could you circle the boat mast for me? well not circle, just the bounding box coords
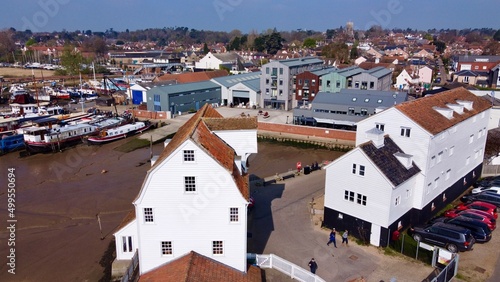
[79,72,84,113]
[32,68,40,109]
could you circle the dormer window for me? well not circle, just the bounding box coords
[433,106,454,119]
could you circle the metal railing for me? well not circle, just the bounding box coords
[121,250,139,282]
[256,254,326,282]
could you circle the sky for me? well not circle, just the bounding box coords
[1,0,498,34]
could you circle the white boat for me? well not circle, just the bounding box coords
[23,123,99,153]
[87,121,151,145]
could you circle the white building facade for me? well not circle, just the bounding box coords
[324,88,491,246]
[113,105,257,275]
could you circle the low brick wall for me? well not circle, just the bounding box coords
[132,109,168,120]
[258,122,356,142]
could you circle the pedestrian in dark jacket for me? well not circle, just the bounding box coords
[327,228,337,247]
[308,258,318,274]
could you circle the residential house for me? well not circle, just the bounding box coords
[453,70,490,87]
[384,46,409,59]
[260,57,324,110]
[113,104,258,276]
[354,56,368,65]
[211,72,262,107]
[457,55,500,72]
[323,88,491,247]
[195,51,245,70]
[320,66,363,93]
[293,89,408,127]
[394,68,419,90]
[416,65,433,85]
[348,66,393,91]
[413,49,434,60]
[294,67,337,106]
[489,64,500,89]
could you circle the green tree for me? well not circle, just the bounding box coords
[494,30,500,41]
[25,38,37,46]
[58,45,86,76]
[228,36,241,51]
[203,43,209,54]
[303,38,316,49]
[432,40,447,53]
[322,42,349,64]
[423,33,433,41]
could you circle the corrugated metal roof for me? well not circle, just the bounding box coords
[364,66,392,78]
[240,78,261,92]
[278,57,324,67]
[211,72,261,88]
[312,89,408,108]
[148,80,219,95]
[337,66,363,77]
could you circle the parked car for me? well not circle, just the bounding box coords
[444,209,496,231]
[455,201,498,219]
[461,192,500,207]
[473,176,500,189]
[472,186,500,195]
[408,222,475,253]
[432,216,492,243]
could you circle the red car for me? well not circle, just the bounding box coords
[455,201,498,219]
[444,209,496,231]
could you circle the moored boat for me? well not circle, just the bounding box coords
[0,130,25,154]
[23,123,99,153]
[87,121,152,145]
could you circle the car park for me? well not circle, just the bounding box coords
[472,186,500,195]
[461,193,500,207]
[444,209,496,230]
[455,201,498,219]
[408,222,475,253]
[432,216,492,243]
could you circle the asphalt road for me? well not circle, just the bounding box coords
[248,169,435,281]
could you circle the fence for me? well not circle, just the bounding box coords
[482,163,500,176]
[255,254,326,282]
[430,253,459,282]
[121,250,139,282]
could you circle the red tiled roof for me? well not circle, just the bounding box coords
[142,104,255,201]
[115,210,136,231]
[156,70,228,83]
[395,87,491,135]
[139,251,262,282]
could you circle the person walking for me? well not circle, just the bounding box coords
[308,258,318,274]
[327,228,337,247]
[342,230,349,245]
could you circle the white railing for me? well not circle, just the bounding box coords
[121,250,139,282]
[255,254,326,282]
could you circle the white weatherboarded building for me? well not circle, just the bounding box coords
[323,87,492,246]
[113,104,258,276]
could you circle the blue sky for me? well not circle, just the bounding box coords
[1,0,498,33]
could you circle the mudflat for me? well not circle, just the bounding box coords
[0,139,339,281]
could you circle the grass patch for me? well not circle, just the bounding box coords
[114,138,151,152]
[383,246,398,256]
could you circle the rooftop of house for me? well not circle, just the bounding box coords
[395,87,491,135]
[275,57,324,67]
[360,136,421,187]
[313,89,407,108]
[141,104,257,201]
[139,251,262,282]
[211,72,261,88]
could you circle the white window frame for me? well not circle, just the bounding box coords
[183,150,195,162]
[400,127,411,137]
[395,196,401,206]
[229,207,239,223]
[144,208,154,223]
[161,241,173,256]
[184,176,196,192]
[376,123,385,131]
[122,236,133,253]
[359,165,365,176]
[357,193,367,206]
[212,241,224,255]
[449,146,455,156]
